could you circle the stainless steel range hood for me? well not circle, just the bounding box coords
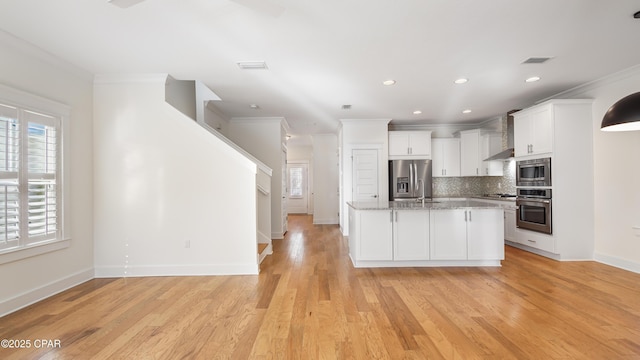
[483,110,517,161]
[484,147,514,161]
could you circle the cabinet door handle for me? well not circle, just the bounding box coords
[469,211,472,222]
[464,210,467,222]
[390,211,393,222]
[395,211,398,222]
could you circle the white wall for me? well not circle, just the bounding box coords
[562,66,640,272]
[228,117,287,239]
[203,101,231,136]
[339,119,391,235]
[0,31,94,315]
[93,75,259,276]
[312,134,339,224]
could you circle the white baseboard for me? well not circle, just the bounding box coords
[94,263,259,278]
[594,252,640,274]
[0,268,94,317]
[312,217,338,225]
[271,231,284,240]
[258,243,273,265]
[257,231,270,244]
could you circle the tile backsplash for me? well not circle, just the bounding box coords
[432,160,516,197]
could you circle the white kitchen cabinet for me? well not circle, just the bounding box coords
[509,99,595,260]
[432,138,460,177]
[481,132,504,176]
[431,208,504,261]
[393,210,430,260]
[513,104,553,157]
[357,210,393,260]
[430,209,468,260]
[514,228,555,253]
[460,130,503,177]
[467,209,504,260]
[389,131,432,159]
[460,130,481,176]
[504,209,516,242]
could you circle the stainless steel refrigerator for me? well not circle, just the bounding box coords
[389,159,433,201]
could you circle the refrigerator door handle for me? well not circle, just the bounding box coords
[414,163,418,192]
[409,163,413,196]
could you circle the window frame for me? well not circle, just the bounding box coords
[0,84,70,265]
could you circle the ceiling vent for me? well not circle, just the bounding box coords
[341,104,352,110]
[237,61,268,70]
[522,57,553,64]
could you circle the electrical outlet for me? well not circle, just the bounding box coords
[633,226,640,237]
[185,240,191,248]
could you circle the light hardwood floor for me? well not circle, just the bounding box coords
[2,214,640,359]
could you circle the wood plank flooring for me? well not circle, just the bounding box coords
[2,214,640,359]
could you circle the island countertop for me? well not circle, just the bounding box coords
[347,199,511,211]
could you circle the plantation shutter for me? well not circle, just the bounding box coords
[0,104,20,249]
[24,110,59,243]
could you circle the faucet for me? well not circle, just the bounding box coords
[418,179,425,205]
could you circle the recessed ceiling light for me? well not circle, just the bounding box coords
[249,104,260,109]
[413,110,422,115]
[525,76,541,83]
[237,61,268,70]
[462,109,472,114]
[382,80,396,86]
[107,0,146,8]
[454,78,468,84]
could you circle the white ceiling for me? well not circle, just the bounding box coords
[1,0,639,135]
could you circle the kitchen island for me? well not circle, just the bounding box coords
[347,199,505,268]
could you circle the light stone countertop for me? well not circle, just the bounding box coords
[347,199,511,211]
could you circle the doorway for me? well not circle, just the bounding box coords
[287,162,309,214]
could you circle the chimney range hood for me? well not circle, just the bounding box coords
[483,110,518,161]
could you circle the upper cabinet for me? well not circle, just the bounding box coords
[432,138,460,177]
[513,104,553,157]
[389,131,432,159]
[460,129,503,177]
[481,132,504,176]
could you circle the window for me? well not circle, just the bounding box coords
[289,167,303,198]
[0,85,66,257]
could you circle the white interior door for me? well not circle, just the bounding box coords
[352,149,379,202]
[287,162,308,214]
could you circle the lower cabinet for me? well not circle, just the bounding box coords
[348,206,504,266]
[394,210,430,260]
[430,209,467,260]
[430,209,504,260]
[467,209,504,260]
[504,208,516,242]
[356,209,430,261]
[357,210,393,260]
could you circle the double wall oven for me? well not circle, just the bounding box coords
[516,157,552,235]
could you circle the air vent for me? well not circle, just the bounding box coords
[522,57,553,64]
[237,61,268,70]
[341,104,352,110]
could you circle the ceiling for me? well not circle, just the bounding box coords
[1,0,639,136]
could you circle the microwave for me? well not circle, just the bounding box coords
[516,157,551,187]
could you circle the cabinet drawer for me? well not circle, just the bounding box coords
[515,228,555,253]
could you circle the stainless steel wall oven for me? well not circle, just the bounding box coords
[516,188,552,234]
